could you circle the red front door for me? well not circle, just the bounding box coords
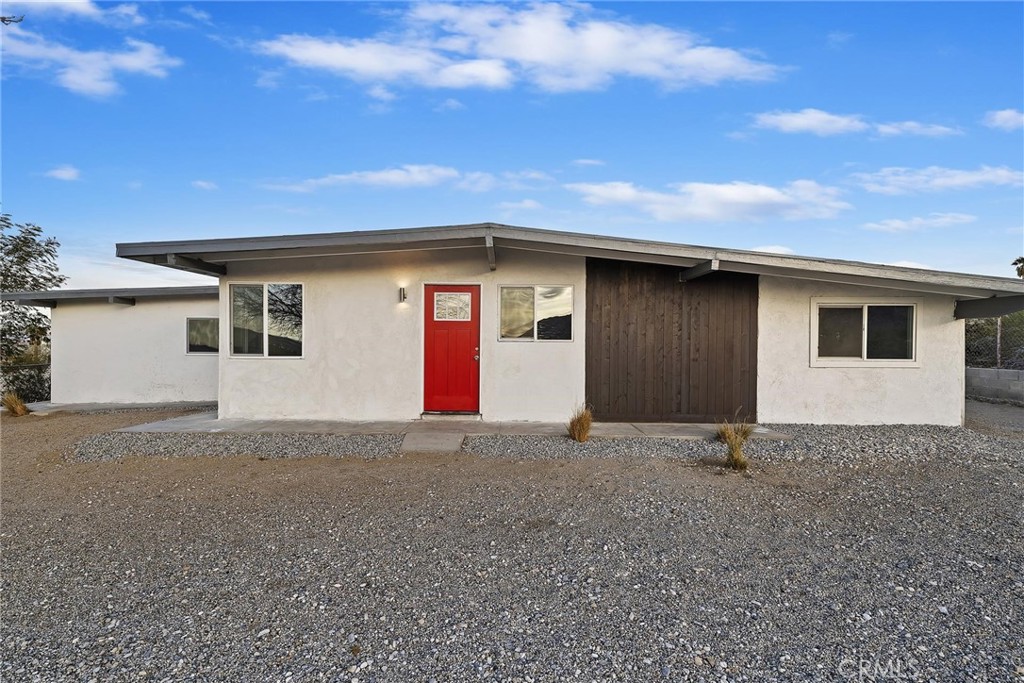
[424,285,480,412]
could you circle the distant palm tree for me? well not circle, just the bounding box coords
[1015,256,1024,279]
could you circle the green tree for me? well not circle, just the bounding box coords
[1,214,66,360]
[1013,256,1024,279]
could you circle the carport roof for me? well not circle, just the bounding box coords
[114,222,1023,316]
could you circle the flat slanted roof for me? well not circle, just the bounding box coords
[115,222,1023,318]
[1,286,219,308]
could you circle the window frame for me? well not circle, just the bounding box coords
[497,284,574,342]
[228,282,305,359]
[185,317,220,355]
[810,297,920,368]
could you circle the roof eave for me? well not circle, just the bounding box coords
[114,223,1024,299]
[1,286,220,307]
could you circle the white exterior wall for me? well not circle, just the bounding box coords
[218,249,586,421]
[757,276,965,425]
[50,297,219,404]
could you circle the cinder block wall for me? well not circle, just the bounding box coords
[965,367,1024,404]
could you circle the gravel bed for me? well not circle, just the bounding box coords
[71,431,403,461]
[4,411,1022,682]
[70,423,1023,469]
[464,424,1023,467]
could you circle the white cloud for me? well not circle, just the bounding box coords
[885,260,933,270]
[753,108,869,136]
[412,3,779,91]
[107,3,144,26]
[572,158,606,166]
[191,180,218,191]
[752,108,960,137]
[257,3,778,94]
[303,86,331,103]
[498,199,542,210]
[456,171,498,192]
[874,121,962,137]
[45,164,80,181]
[367,84,396,101]
[60,249,211,289]
[435,97,465,111]
[750,245,794,255]
[853,165,1024,195]
[255,69,282,90]
[827,31,853,48]
[506,169,552,181]
[268,164,462,192]
[983,109,1024,131]
[180,5,212,24]
[267,164,557,193]
[862,212,976,233]
[256,34,513,89]
[3,27,181,97]
[3,0,145,26]
[565,178,850,222]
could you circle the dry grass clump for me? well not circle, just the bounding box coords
[567,404,593,443]
[2,392,32,417]
[717,419,754,470]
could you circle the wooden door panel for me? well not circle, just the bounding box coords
[585,259,757,422]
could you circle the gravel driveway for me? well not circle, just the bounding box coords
[2,409,1022,682]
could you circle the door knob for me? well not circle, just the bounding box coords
[474,355,480,361]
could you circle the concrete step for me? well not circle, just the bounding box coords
[400,431,465,453]
[420,413,483,422]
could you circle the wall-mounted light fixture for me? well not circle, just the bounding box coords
[398,287,407,303]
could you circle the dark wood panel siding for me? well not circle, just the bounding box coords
[585,259,758,422]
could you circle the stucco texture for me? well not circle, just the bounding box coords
[218,249,586,422]
[51,297,219,404]
[757,276,965,425]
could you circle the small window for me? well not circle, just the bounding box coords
[434,292,472,321]
[812,299,917,367]
[187,318,219,354]
[231,283,302,357]
[499,285,573,341]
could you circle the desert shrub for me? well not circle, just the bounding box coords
[2,391,31,416]
[0,364,50,403]
[567,404,593,443]
[717,419,754,471]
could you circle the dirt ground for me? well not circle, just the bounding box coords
[0,409,759,507]
[2,403,1016,508]
[964,398,1024,438]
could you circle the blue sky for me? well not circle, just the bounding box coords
[2,1,1022,288]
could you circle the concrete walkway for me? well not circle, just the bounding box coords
[116,411,790,453]
[26,401,217,415]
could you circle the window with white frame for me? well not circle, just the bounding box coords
[811,298,918,367]
[499,285,573,341]
[230,283,303,357]
[186,318,219,354]
[434,292,472,321]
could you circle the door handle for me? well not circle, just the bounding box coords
[473,355,480,361]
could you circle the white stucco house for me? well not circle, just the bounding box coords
[6,223,1023,425]
[3,287,219,404]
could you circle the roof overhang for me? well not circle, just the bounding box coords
[1,286,219,308]
[114,222,1024,307]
